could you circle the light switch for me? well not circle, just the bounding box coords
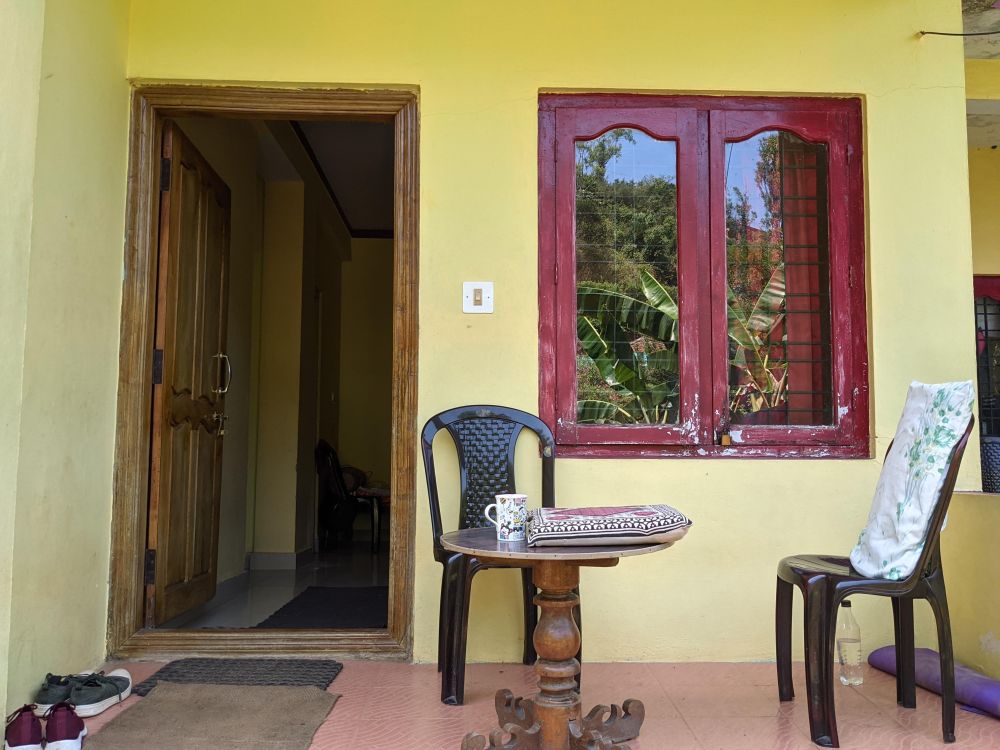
[463,281,494,313]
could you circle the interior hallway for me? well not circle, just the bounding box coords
[162,532,390,629]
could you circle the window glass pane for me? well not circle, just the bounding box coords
[575,128,679,425]
[976,295,1000,436]
[724,130,833,426]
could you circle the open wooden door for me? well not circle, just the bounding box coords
[146,121,231,626]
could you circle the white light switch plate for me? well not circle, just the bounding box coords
[463,281,494,313]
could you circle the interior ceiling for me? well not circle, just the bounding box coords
[296,120,394,236]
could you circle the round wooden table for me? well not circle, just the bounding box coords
[440,526,677,750]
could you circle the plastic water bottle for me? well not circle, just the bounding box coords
[837,600,863,686]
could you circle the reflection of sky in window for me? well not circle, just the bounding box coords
[579,129,677,184]
[725,132,773,227]
[575,129,779,223]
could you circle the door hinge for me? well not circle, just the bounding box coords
[152,348,164,384]
[144,549,156,585]
[160,157,172,192]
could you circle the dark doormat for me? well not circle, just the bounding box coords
[254,585,389,629]
[133,658,343,697]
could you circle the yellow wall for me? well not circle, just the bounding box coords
[295,196,321,553]
[969,148,1000,275]
[0,2,982,710]
[317,224,345,460]
[958,55,1000,680]
[226,124,352,561]
[251,124,351,557]
[943,493,1000,679]
[0,0,46,715]
[174,117,264,582]
[296,209,349,553]
[967,59,1000,102]
[254,180,306,554]
[4,0,131,710]
[338,239,394,484]
[125,0,979,664]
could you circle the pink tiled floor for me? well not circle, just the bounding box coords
[85,660,1000,749]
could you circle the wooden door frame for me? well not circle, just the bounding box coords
[107,83,418,659]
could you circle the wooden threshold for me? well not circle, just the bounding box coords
[115,628,407,660]
[108,83,419,660]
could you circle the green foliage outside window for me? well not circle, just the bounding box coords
[574,129,788,425]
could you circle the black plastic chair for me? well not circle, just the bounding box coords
[342,464,381,553]
[775,416,974,748]
[421,405,579,705]
[315,440,378,553]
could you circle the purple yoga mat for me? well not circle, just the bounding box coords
[868,646,1000,719]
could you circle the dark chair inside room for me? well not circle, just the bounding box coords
[421,405,581,705]
[315,439,379,553]
[775,416,975,748]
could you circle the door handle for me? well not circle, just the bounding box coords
[212,353,232,395]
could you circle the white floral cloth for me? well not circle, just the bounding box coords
[849,381,975,580]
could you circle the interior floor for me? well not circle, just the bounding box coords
[162,520,389,629]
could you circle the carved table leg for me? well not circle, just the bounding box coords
[568,700,645,749]
[461,724,540,750]
[530,560,585,749]
[495,689,538,730]
[461,559,643,750]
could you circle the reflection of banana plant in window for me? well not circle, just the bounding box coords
[575,267,787,423]
[725,132,788,418]
[572,127,789,424]
[576,271,679,424]
[573,127,681,425]
[727,265,787,416]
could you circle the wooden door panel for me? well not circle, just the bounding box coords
[162,157,201,597]
[174,160,202,394]
[164,425,191,588]
[148,121,231,626]
[191,429,218,577]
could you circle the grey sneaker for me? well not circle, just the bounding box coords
[66,669,132,718]
[32,674,93,717]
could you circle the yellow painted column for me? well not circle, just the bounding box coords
[5,0,131,710]
[0,0,46,714]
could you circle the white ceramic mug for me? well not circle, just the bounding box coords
[484,494,528,542]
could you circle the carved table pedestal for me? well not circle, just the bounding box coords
[440,528,676,750]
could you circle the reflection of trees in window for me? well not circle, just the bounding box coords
[575,129,678,295]
[726,134,783,304]
[725,131,832,425]
[725,133,789,420]
[574,129,680,425]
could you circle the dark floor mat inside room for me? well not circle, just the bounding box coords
[254,585,389,629]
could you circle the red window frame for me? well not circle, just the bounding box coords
[974,275,1000,301]
[538,94,869,458]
